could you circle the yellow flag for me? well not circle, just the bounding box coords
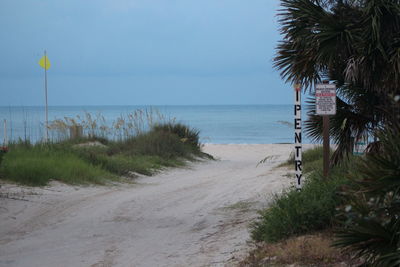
[39,55,51,70]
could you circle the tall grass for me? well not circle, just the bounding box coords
[0,117,207,186]
[0,145,114,186]
[280,146,333,174]
[73,141,185,176]
[252,147,356,242]
[48,108,169,142]
[152,122,200,148]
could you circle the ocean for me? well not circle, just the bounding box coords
[0,105,302,144]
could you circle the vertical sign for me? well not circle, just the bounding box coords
[294,84,302,190]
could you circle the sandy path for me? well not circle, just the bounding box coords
[0,144,300,267]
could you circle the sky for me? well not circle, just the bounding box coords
[0,0,291,106]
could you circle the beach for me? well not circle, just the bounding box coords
[0,144,310,267]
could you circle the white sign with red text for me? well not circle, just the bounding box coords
[316,84,336,115]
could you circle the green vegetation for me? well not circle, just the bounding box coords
[0,145,114,186]
[252,0,400,265]
[334,124,400,266]
[252,127,399,263]
[252,147,354,243]
[0,121,208,186]
[152,122,201,149]
[275,0,400,164]
[280,146,333,173]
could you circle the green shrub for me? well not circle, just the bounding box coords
[281,146,333,173]
[152,122,200,149]
[72,140,185,176]
[334,124,400,266]
[108,122,202,158]
[252,174,344,242]
[90,154,156,176]
[0,121,206,186]
[83,152,180,176]
[108,129,192,159]
[131,130,188,158]
[252,147,353,243]
[0,146,114,186]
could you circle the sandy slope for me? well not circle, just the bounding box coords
[0,144,306,267]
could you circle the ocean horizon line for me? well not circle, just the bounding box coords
[0,103,292,108]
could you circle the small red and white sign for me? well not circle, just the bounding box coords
[316,84,336,115]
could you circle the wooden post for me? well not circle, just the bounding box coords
[322,80,330,178]
[316,81,336,178]
[323,115,330,177]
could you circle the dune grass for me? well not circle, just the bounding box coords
[279,146,333,174]
[0,122,208,186]
[75,148,184,176]
[0,145,115,186]
[251,146,357,243]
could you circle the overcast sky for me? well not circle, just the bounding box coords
[0,0,291,106]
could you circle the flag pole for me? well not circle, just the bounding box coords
[44,50,49,142]
[3,119,7,146]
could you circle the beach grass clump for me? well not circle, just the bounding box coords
[251,147,355,243]
[251,174,345,242]
[89,124,203,175]
[109,131,187,158]
[0,144,114,186]
[0,120,206,186]
[152,122,201,149]
[107,123,205,159]
[280,146,332,173]
[110,123,201,158]
[75,146,183,176]
[48,108,167,141]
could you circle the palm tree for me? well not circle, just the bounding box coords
[274,1,400,264]
[334,117,400,266]
[274,0,400,163]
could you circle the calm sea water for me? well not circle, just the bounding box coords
[0,105,302,144]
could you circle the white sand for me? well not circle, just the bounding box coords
[0,144,312,267]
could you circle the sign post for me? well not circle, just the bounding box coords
[315,82,336,178]
[294,84,302,190]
